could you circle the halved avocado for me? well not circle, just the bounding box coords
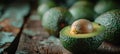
[60,23,105,54]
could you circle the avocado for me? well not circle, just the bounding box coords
[37,1,57,20]
[60,20,105,53]
[95,9,120,45]
[38,0,54,4]
[42,7,74,37]
[94,0,120,15]
[79,0,98,3]
[69,1,95,21]
[65,0,78,8]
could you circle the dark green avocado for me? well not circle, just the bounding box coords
[60,23,105,54]
[94,0,120,15]
[69,1,95,21]
[65,0,78,8]
[42,7,74,36]
[38,0,54,4]
[95,9,120,45]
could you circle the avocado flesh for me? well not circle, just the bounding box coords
[95,9,120,45]
[42,7,74,36]
[60,23,105,53]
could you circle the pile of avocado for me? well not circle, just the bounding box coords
[38,0,120,53]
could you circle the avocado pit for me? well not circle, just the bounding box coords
[70,19,93,34]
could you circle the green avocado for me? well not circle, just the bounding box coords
[37,1,57,20]
[60,23,105,54]
[38,0,54,4]
[42,7,74,36]
[65,0,78,8]
[94,0,120,15]
[95,9,120,45]
[69,1,95,21]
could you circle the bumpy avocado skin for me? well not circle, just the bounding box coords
[94,0,120,15]
[42,7,74,36]
[60,25,105,54]
[95,9,120,45]
[69,1,95,21]
[60,35,103,54]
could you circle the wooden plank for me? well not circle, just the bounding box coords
[16,12,71,54]
[0,2,30,53]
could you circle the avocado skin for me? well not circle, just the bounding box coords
[60,26,105,54]
[42,7,74,36]
[37,1,56,20]
[95,9,120,45]
[65,0,78,8]
[38,0,54,4]
[94,0,120,15]
[60,35,103,54]
[69,1,96,21]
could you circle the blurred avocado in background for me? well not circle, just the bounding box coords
[69,0,96,21]
[65,0,78,8]
[37,1,57,20]
[42,7,74,37]
[37,0,98,20]
[53,0,98,8]
[94,0,120,15]
[38,0,54,4]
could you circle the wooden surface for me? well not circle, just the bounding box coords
[16,12,71,54]
[0,2,30,53]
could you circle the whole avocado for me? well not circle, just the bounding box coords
[94,0,120,15]
[42,7,74,36]
[69,1,96,21]
[95,9,120,45]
